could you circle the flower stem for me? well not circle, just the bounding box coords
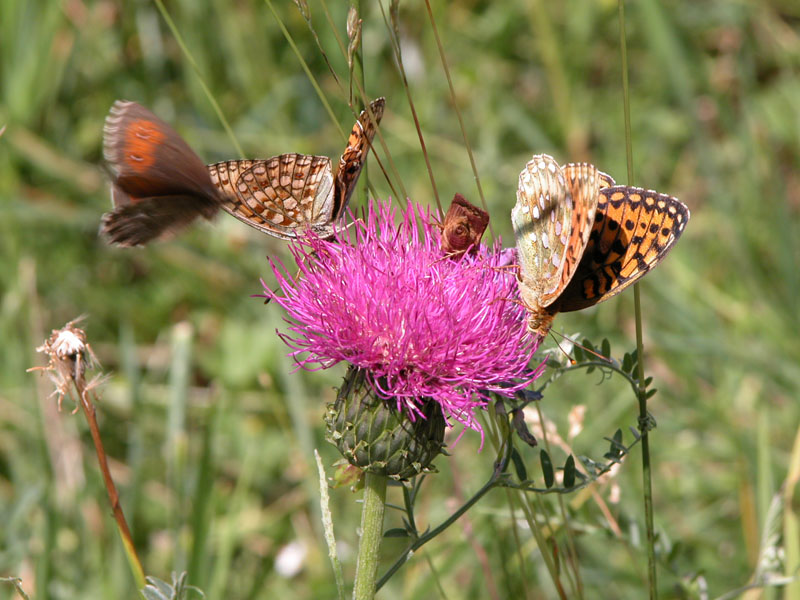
[376,433,513,591]
[353,472,388,600]
[81,389,147,591]
[618,1,658,596]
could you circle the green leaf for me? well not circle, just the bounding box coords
[142,577,173,600]
[646,388,658,399]
[540,450,554,488]
[563,455,576,488]
[601,338,611,358]
[384,528,410,538]
[511,446,528,481]
[586,365,595,374]
[622,352,632,373]
[573,345,584,362]
[581,456,599,476]
[644,376,653,387]
[331,461,365,489]
[606,429,624,458]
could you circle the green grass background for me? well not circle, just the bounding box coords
[1,1,799,598]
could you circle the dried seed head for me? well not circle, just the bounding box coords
[29,317,99,411]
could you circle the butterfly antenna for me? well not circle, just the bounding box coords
[547,332,578,363]
[548,330,613,363]
[263,287,278,305]
[263,264,305,305]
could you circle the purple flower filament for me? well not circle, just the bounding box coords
[264,200,542,434]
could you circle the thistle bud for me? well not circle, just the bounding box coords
[326,366,446,480]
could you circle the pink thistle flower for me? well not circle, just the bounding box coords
[263,200,542,434]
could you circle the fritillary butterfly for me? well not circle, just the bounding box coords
[208,98,385,240]
[101,98,384,246]
[512,154,689,336]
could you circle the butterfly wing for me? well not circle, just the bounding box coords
[539,162,602,306]
[598,172,616,188]
[563,163,615,190]
[208,154,335,239]
[334,97,385,215]
[556,186,690,312]
[440,193,490,257]
[101,100,222,246]
[512,155,574,317]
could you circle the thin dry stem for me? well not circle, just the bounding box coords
[29,319,146,589]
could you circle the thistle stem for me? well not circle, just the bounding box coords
[353,472,388,600]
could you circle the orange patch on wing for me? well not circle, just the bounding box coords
[124,119,166,171]
[583,278,596,298]
[620,261,638,278]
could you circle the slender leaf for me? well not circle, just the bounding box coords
[540,450,554,489]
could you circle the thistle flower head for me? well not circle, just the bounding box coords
[264,200,542,434]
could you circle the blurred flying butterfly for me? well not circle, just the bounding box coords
[511,154,689,336]
[101,98,385,246]
[440,193,490,258]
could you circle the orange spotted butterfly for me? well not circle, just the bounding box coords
[101,98,384,246]
[511,154,689,336]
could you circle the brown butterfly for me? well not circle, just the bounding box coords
[101,98,385,246]
[512,154,690,336]
[440,193,489,258]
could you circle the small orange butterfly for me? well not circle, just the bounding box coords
[102,98,384,246]
[511,154,689,336]
[440,193,490,258]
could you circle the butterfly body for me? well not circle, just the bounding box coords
[512,154,689,336]
[101,98,384,246]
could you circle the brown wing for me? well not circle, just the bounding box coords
[556,186,690,312]
[101,100,222,246]
[440,193,490,257]
[208,154,335,239]
[537,162,602,306]
[334,97,385,215]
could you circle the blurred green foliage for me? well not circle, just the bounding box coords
[1,1,799,598]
